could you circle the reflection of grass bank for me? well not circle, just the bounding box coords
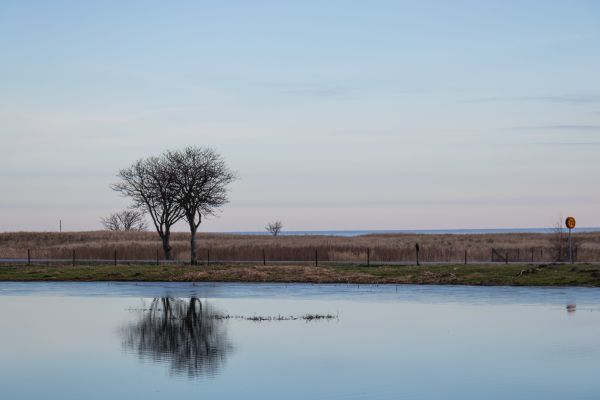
[1,263,600,286]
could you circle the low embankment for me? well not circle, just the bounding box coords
[1,263,600,286]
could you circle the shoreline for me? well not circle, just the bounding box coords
[1,263,599,287]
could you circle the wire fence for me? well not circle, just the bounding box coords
[0,245,590,266]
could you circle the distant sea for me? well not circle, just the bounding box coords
[227,227,600,237]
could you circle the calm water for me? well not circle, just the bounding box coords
[229,227,600,236]
[1,282,599,399]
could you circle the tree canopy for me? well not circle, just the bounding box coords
[112,147,236,262]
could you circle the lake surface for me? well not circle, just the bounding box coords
[230,227,600,236]
[1,282,599,399]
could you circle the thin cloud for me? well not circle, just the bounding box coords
[535,142,600,146]
[517,125,600,131]
[268,83,355,98]
[232,197,576,208]
[466,95,600,104]
[286,87,350,97]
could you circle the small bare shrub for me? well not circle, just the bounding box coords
[101,210,148,232]
[266,221,283,237]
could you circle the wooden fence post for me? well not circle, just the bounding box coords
[415,243,420,266]
[531,248,534,263]
[464,250,467,265]
[315,249,318,267]
[263,249,266,266]
[28,249,31,266]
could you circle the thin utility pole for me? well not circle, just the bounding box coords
[568,228,574,264]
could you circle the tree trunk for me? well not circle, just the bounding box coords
[190,226,198,265]
[162,231,172,260]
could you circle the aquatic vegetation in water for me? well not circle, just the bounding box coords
[126,303,338,322]
[212,312,338,322]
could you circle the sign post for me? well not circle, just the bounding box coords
[565,217,576,264]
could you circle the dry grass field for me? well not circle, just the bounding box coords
[1,230,599,264]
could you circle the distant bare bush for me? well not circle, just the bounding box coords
[549,218,581,262]
[266,221,283,237]
[550,219,568,262]
[101,210,148,232]
[548,218,581,262]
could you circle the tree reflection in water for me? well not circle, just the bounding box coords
[121,297,232,378]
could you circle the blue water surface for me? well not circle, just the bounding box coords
[1,282,599,400]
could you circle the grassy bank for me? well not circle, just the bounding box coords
[1,263,600,286]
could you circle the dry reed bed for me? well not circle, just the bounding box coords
[1,231,599,263]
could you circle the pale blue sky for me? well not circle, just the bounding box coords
[1,1,599,231]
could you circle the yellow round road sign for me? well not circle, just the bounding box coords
[565,217,576,230]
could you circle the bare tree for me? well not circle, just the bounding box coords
[119,210,148,231]
[101,213,121,231]
[112,156,184,260]
[167,147,236,265]
[266,221,283,236]
[550,218,567,262]
[101,210,148,231]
